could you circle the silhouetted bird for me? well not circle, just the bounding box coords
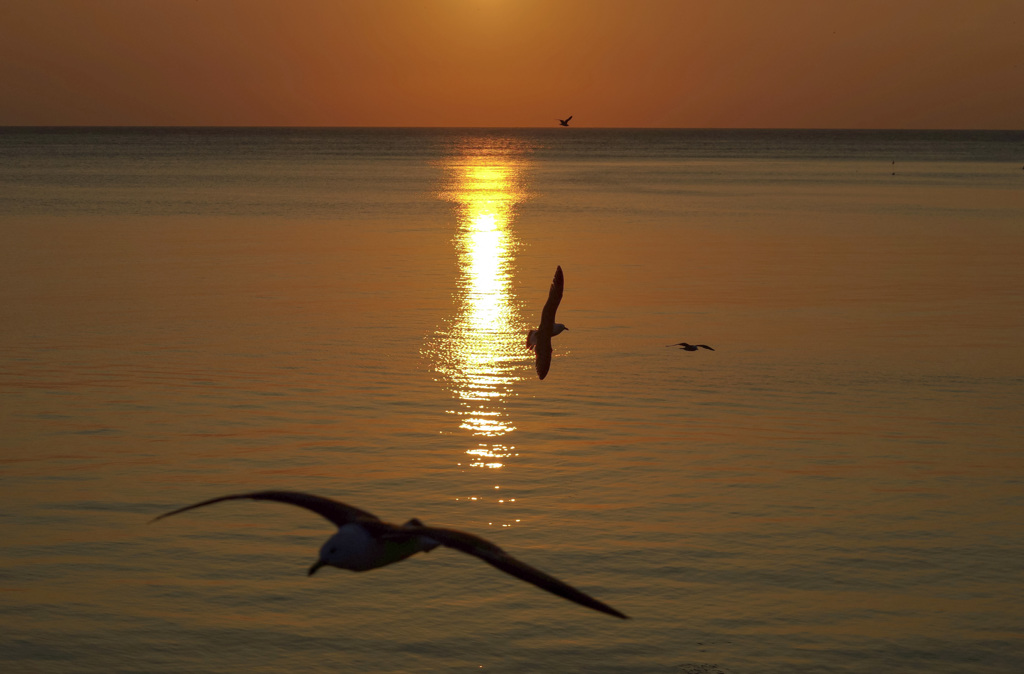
[152,490,627,619]
[559,115,573,127]
[527,266,567,380]
[667,342,714,351]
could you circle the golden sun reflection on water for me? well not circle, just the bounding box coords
[430,153,531,469]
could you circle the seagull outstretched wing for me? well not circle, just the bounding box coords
[151,490,381,527]
[402,524,628,619]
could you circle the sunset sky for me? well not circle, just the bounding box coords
[2,0,1021,128]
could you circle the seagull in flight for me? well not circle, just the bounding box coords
[152,490,627,619]
[527,265,567,380]
[667,342,715,351]
[559,115,573,127]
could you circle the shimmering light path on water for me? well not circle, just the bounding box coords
[429,147,531,467]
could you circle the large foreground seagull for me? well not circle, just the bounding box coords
[526,266,567,380]
[152,490,628,619]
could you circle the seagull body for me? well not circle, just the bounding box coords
[559,115,573,126]
[530,266,567,380]
[668,342,715,351]
[526,324,567,350]
[315,518,436,572]
[152,490,627,619]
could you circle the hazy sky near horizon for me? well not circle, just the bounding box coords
[2,0,1022,128]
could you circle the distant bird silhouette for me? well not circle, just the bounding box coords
[667,342,714,351]
[528,266,567,379]
[152,490,627,619]
[559,115,573,127]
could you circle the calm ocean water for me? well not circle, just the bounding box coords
[1,127,1023,673]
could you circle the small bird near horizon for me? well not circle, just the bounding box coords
[527,266,567,380]
[152,490,627,619]
[667,342,715,351]
[559,115,573,126]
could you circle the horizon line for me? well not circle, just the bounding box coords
[2,124,1023,133]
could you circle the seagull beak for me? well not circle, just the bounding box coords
[308,559,326,576]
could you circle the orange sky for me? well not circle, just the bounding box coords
[1,0,1021,128]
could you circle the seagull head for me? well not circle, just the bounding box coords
[308,532,346,575]
[552,323,568,337]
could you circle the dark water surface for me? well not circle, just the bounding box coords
[2,128,1023,672]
